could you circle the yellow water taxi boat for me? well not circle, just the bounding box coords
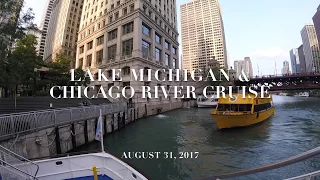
[211,93,275,129]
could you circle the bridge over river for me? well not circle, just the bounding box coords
[234,72,320,91]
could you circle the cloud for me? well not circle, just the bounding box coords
[249,47,288,59]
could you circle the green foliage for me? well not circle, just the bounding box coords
[206,67,229,86]
[73,68,90,87]
[0,1,36,97]
[0,34,41,96]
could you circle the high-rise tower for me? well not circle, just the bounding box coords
[300,25,320,72]
[312,5,320,47]
[180,0,228,74]
[44,0,84,67]
[39,0,55,58]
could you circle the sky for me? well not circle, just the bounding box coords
[24,0,320,76]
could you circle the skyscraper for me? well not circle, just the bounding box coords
[298,45,307,73]
[44,0,84,67]
[75,0,180,106]
[300,25,320,72]
[289,45,306,74]
[39,0,54,58]
[234,57,253,78]
[312,5,320,47]
[281,60,290,75]
[180,0,228,74]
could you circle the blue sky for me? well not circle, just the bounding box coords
[25,0,319,76]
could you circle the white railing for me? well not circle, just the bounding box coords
[0,103,127,141]
[285,170,320,180]
[0,145,39,179]
[198,146,320,180]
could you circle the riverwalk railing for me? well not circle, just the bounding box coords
[0,103,127,141]
[198,146,320,180]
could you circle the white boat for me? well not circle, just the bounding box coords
[294,92,309,97]
[279,92,289,96]
[197,91,218,108]
[0,109,148,180]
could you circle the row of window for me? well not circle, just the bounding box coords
[79,21,134,53]
[142,23,177,54]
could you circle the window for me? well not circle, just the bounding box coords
[173,58,176,69]
[97,35,104,45]
[155,33,161,44]
[165,54,169,66]
[108,29,117,41]
[108,45,117,60]
[142,40,150,57]
[165,41,169,49]
[123,7,127,15]
[122,39,133,56]
[123,21,134,35]
[172,47,177,54]
[130,4,134,12]
[79,46,84,54]
[115,11,119,19]
[155,48,161,61]
[142,23,150,36]
[87,41,93,50]
[122,67,130,76]
[96,50,103,64]
[87,54,92,67]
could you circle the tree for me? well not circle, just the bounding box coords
[0,1,35,97]
[73,68,90,87]
[0,34,41,97]
[45,53,72,86]
[206,67,229,86]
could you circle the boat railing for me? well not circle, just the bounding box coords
[214,111,252,115]
[197,146,320,180]
[0,145,39,179]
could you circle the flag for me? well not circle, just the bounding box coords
[95,114,103,142]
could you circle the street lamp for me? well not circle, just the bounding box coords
[33,68,38,97]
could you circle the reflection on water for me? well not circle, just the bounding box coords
[75,95,320,180]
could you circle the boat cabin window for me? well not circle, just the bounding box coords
[217,104,252,112]
[254,103,271,112]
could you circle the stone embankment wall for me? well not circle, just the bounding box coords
[0,99,191,160]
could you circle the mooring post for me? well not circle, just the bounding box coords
[84,120,88,144]
[111,114,114,132]
[117,113,121,130]
[54,127,61,154]
[104,115,107,135]
[71,123,76,149]
[123,111,126,127]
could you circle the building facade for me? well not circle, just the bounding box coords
[39,0,55,58]
[312,5,320,47]
[180,0,228,75]
[234,57,253,78]
[281,60,290,75]
[26,26,42,54]
[44,0,84,67]
[75,0,180,108]
[289,45,306,74]
[300,24,320,72]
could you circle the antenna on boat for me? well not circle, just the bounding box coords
[257,63,260,77]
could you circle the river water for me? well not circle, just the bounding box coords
[75,95,320,180]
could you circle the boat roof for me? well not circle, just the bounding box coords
[217,93,272,104]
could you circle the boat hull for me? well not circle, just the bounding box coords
[211,107,275,129]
